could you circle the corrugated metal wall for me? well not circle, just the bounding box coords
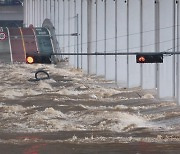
[24,0,180,105]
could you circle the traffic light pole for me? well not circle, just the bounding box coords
[51,52,180,56]
[51,52,180,63]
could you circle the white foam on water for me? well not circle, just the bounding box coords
[2,104,25,112]
[1,88,43,99]
[0,86,4,91]
[43,107,66,118]
[2,89,25,99]
[25,89,42,96]
[21,108,86,132]
[0,64,179,135]
[0,105,84,132]
[142,93,154,99]
[0,103,154,133]
[0,63,134,101]
[57,89,83,96]
[70,110,155,132]
[37,81,54,91]
[0,102,5,107]
[0,104,36,120]
[1,134,180,144]
[78,104,129,110]
[86,87,123,99]
[114,105,129,110]
[64,135,180,144]
[41,64,84,77]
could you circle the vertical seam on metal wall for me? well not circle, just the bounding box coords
[6,27,13,63]
[155,0,160,92]
[32,0,34,25]
[76,1,79,68]
[96,0,98,74]
[63,0,65,56]
[34,0,36,25]
[115,0,117,83]
[140,0,143,87]
[104,0,106,78]
[87,0,90,74]
[81,0,83,69]
[176,0,180,104]
[43,0,44,19]
[40,0,41,26]
[54,0,56,27]
[173,0,177,98]
[46,0,48,18]
[50,0,52,22]
[36,0,38,26]
[68,0,70,60]
[27,0,29,26]
[58,0,60,51]
[74,0,77,67]
[127,0,129,88]
[24,0,27,27]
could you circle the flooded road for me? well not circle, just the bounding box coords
[0,63,180,154]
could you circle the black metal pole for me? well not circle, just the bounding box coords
[51,52,180,56]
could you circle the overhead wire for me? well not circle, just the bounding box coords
[58,24,180,50]
[56,38,180,55]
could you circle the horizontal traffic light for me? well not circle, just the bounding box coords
[26,54,51,64]
[136,53,163,63]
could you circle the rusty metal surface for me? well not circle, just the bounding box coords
[21,27,38,56]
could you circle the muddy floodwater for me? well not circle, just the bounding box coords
[0,63,180,154]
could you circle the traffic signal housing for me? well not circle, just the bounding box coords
[136,53,163,63]
[26,54,51,64]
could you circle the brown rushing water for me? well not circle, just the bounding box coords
[0,63,180,154]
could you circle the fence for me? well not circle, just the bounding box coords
[24,0,180,105]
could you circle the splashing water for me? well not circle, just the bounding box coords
[0,63,180,149]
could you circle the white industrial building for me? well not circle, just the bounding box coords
[23,0,180,105]
[0,0,23,27]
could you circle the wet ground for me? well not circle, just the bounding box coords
[0,62,180,154]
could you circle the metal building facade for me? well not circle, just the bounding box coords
[24,0,180,105]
